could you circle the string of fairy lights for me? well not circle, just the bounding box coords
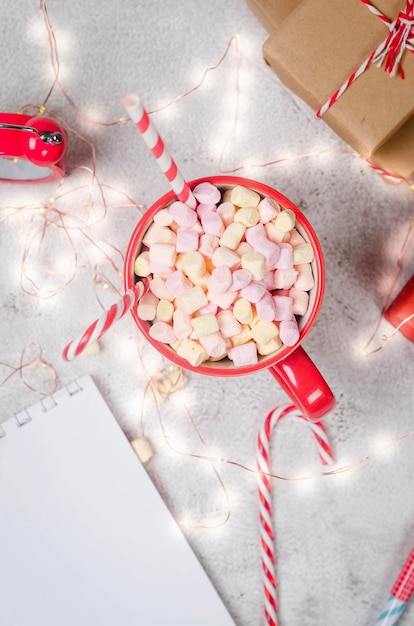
[1,0,414,530]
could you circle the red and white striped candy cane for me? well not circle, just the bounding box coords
[123,94,197,209]
[62,279,149,361]
[257,404,334,626]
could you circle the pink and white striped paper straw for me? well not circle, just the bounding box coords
[123,94,197,208]
[62,279,149,361]
[257,404,334,626]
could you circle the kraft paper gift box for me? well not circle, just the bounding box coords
[246,0,301,32]
[256,0,414,180]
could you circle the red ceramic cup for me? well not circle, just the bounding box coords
[124,176,335,421]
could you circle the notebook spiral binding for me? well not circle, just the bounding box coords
[0,379,84,438]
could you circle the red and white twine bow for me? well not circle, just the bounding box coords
[316,0,414,117]
[257,405,334,626]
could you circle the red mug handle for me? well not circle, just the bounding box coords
[269,346,335,421]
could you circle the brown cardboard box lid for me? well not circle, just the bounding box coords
[370,115,414,179]
[246,0,302,32]
[263,0,414,157]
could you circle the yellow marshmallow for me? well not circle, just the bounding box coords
[219,222,246,250]
[274,209,296,232]
[251,320,279,345]
[230,325,253,347]
[176,338,208,367]
[156,299,174,322]
[230,185,261,208]
[176,285,208,315]
[134,251,151,277]
[256,336,282,356]
[190,313,219,338]
[233,207,259,227]
[182,251,206,280]
[293,243,314,264]
[233,298,253,324]
[241,252,265,280]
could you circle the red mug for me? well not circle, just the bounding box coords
[124,176,335,421]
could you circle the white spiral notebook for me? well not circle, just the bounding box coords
[0,374,235,626]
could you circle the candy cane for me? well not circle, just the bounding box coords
[257,404,334,626]
[375,546,414,625]
[123,94,197,209]
[62,279,149,361]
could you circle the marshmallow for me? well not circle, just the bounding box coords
[176,338,209,366]
[201,211,225,237]
[240,280,267,303]
[199,332,227,358]
[289,287,310,316]
[196,203,216,219]
[190,313,219,338]
[149,262,174,275]
[156,299,174,322]
[149,243,176,268]
[235,241,253,257]
[181,251,206,279]
[264,221,290,244]
[176,285,208,314]
[149,321,176,344]
[274,243,293,269]
[176,229,199,252]
[149,277,174,301]
[216,310,242,337]
[229,342,258,367]
[217,201,236,226]
[137,292,159,321]
[294,263,315,290]
[256,336,282,356]
[134,251,151,277]
[193,182,221,205]
[198,233,219,258]
[279,319,300,346]
[211,246,241,269]
[233,298,253,324]
[165,270,193,297]
[172,309,193,339]
[274,268,298,289]
[234,207,259,227]
[241,253,265,280]
[143,223,177,246]
[169,201,198,228]
[230,324,253,347]
[198,301,218,315]
[272,295,293,321]
[274,209,296,233]
[207,265,232,293]
[229,268,252,291]
[258,197,280,223]
[219,222,246,250]
[230,185,260,208]
[251,320,279,345]
[153,208,174,226]
[207,289,237,309]
[256,292,276,322]
[289,228,307,246]
[293,243,314,264]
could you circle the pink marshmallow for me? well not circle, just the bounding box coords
[240,280,266,303]
[165,270,192,297]
[149,262,174,275]
[149,243,176,268]
[149,277,175,301]
[235,241,253,257]
[279,319,300,347]
[229,268,252,291]
[176,229,199,252]
[198,233,219,258]
[264,269,276,291]
[137,292,159,321]
[256,292,276,322]
[272,295,293,321]
[143,223,177,247]
[207,289,237,309]
[149,321,176,344]
[199,301,218,315]
[216,310,242,337]
[196,203,216,219]
[169,201,198,228]
[273,268,298,289]
[245,223,266,248]
[217,201,236,226]
[274,243,293,269]
[199,332,227,358]
[289,228,307,246]
[173,309,193,339]
[207,265,232,293]
[258,197,280,223]
[201,211,225,237]
[294,263,315,291]
[264,221,289,244]
[229,342,258,367]
[193,182,221,205]
[289,287,310,316]
[245,223,280,266]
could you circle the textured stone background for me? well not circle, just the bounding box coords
[1,2,413,625]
